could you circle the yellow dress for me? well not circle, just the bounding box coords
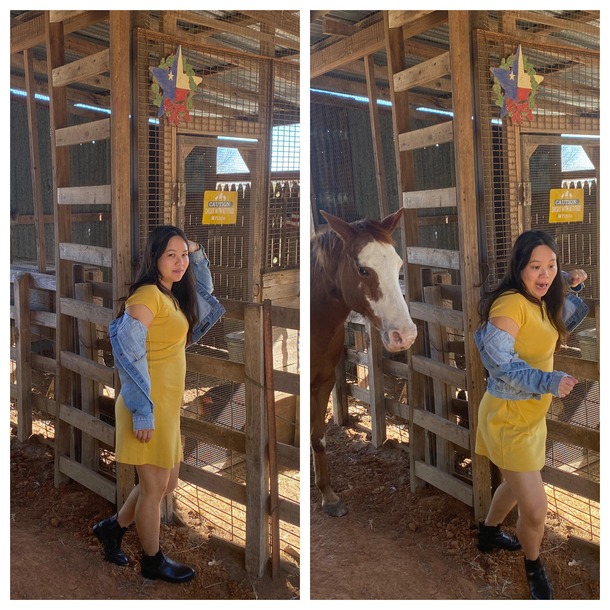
[115,284,188,469]
[475,292,558,472]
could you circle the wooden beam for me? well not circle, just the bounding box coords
[542,465,599,502]
[409,301,464,330]
[55,119,111,147]
[50,11,88,23]
[546,419,599,453]
[244,305,268,577]
[367,322,387,448]
[240,11,299,37]
[14,274,33,441]
[449,11,492,520]
[412,354,467,388]
[310,11,330,24]
[403,187,457,209]
[364,54,389,218]
[24,48,46,274]
[322,18,354,38]
[52,49,110,88]
[414,459,473,506]
[398,120,454,151]
[59,403,114,447]
[407,246,460,270]
[59,297,113,327]
[180,416,246,454]
[59,455,116,503]
[57,185,112,205]
[393,52,451,92]
[412,407,470,450]
[311,20,385,79]
[59,243,112,268]
[518,11,599,36]
[179,462,246,505]
[46,10,73,488]
[389,11,435,29]
[401,11,449,40]
[60,351,114,387]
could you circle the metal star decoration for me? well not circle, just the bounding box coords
[490,45,544,125]
[150,46,203,126]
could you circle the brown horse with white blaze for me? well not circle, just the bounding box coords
[311,209,417,516]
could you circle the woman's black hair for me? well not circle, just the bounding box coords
[479,230,567,350]
[117,225,198,343]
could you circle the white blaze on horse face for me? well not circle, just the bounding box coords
[358,241,417,351]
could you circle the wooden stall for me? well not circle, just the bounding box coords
[10,9,300,578]
[311,10,599,540]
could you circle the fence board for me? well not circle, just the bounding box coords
[411,354,467,387]
[59,455,116,503]
[409,301,464,330]
[413,459,473,506]
[60,350,114,386]
[407,246,460,270]
[542,465,599,502]
[59,403,115,447]
[59,242,112,267]
[57,185,112,205]
[546,419,599,453]
[398,121,454,151]
[60,297,113,327]
[403,187,457,209]
[412,407,470,450]
[55,119,111,147]
[179,462,246,505]
[52,49,110,88]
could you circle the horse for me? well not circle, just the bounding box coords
[310,208,417,516]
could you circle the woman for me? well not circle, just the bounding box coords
[93,225,224,583]
[474,230,588,600]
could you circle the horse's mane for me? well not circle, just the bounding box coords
[311,229,343,279]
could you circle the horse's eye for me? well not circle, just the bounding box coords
[358,267,369,277]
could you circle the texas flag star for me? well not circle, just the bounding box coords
[150,46,202,118]
[490,45,544,118]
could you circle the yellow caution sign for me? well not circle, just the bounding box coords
[202,190,238,225]
[549,188,584,223]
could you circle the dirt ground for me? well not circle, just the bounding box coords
[10,429,299,600]
[310,410,600,600]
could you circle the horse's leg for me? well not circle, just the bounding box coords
[311,375,348,517]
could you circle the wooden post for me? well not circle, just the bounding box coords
[331,348,349,425]
[449,11,491,520]
[75,281,99,472]
[383,11,427,491]
[24,48,46,274]
[366,321,387,448]
[45,11,73,487]
[14,274,32,442]
[424,285,451,473]
[244,304,269,577]
[364,54,389,219]
[262,300,280,580]
[110,10,134,511]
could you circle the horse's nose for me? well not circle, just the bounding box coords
[385,327,417,351]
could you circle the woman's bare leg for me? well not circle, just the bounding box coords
[500,468,547,560]
[117,484,140,528]
[134,464,172,556]
[484,480,518,526]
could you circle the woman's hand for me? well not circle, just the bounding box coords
[134,429,153,443]
[567,269,587,288]
[187,240,200,254]
[558,375,578,398]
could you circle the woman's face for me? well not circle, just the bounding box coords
[520,244,557,300]
[157,235,189,289]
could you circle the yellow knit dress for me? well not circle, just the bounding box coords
[475,292,558,472]
[115,284,188,469]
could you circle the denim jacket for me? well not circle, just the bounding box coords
[108,246,225,430]
[474,272,589,401]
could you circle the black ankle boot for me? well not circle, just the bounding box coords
[477,522,522,552]
[93,514,129,566]
[524,557,553,600]
[141,549,196,583]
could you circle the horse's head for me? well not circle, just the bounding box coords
[320,209,417,352]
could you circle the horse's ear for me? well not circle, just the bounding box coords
[379,208,404,234]
[320,210,355,242]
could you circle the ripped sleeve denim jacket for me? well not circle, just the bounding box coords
[474,272,589,401]
[108,246,225,430]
